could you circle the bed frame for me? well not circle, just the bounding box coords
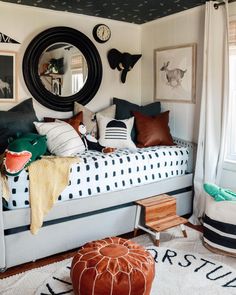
[0,138,196,270]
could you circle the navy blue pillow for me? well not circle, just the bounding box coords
[113,97,161,141]
[0,98,38,154]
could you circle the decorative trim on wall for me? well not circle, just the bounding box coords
[0,33,20,44]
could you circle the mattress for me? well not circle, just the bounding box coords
[3,145,189,210]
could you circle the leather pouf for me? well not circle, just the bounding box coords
[71,237,155,295]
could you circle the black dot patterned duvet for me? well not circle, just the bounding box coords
[4,146,189,210]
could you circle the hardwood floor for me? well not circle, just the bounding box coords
[0,223,202,279]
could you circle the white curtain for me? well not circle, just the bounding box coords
[190,0,229,224]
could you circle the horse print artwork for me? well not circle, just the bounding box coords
[0,78,11,97]
[0,51,16,101]
[160,61,187,88]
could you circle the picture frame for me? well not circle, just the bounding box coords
[154,43,196,103]
[51,77,62,96]
[0,51,17,102]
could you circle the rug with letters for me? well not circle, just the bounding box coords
[1,228,236,295]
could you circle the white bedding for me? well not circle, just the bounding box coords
[4,145,189,210]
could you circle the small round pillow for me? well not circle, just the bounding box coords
[71,237,155,295]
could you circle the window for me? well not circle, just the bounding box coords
[71,54,86,94]
[226,21,236,162]
[72,71,84,94]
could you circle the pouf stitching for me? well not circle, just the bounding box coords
[71,237,154,295]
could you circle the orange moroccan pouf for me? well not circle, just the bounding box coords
[70,237,155,295]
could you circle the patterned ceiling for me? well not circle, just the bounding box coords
[2,0,206,24]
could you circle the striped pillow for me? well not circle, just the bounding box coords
[34,121,85,156]
[96,114,136,150]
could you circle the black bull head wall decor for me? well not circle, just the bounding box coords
[107,49,141,83]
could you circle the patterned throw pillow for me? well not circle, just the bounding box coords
[96,114,136,150]
[74,103,116,137]
[34,121,85,156]
[44,112,83,135]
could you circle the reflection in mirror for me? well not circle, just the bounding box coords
[38,43,88,97]
[23,26,102,111]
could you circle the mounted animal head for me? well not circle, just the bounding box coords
[107,49,141,83]
[4,133,47,176]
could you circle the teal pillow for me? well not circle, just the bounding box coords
[113,98,161,141]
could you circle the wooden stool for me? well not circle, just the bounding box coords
[134,194,188,246]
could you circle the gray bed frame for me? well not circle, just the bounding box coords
[0,138,196,270]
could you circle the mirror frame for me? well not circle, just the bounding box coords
[23,27,102,112]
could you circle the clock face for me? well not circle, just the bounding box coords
[93,24,111,43]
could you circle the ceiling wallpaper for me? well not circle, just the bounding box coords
[2,0,206,24]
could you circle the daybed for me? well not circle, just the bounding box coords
[0,138,195,270]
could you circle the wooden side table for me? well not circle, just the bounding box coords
[134,194,188,246]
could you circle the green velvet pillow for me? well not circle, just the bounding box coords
[113,97,161,141]
[0,98,38,154]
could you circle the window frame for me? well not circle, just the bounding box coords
[224,16,236,168]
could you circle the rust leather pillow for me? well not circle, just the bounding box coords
[133,110,175,147]
[44,112,83,134]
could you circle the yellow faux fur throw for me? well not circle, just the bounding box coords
[28,156,79,234]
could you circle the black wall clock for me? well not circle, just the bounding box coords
[93,24,111,43]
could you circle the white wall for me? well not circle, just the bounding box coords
[140,2,236,190]
[140,6,205,143]
[1,1,236,190]
[0,1,141,119]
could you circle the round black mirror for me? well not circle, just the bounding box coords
[23,27,102,112]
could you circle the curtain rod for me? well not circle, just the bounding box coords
[214,0,236,9]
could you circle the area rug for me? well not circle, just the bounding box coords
[1,227,236,295]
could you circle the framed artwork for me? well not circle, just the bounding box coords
[51,77,62,96]
[154,43,196,103]
[0,51,17,102]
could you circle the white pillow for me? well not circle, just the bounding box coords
[96,114,136,150]
[34,121,85,156]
